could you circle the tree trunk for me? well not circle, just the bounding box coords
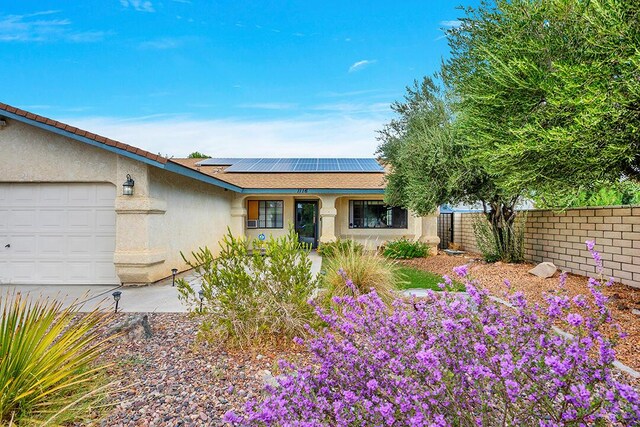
[483,196,523,263]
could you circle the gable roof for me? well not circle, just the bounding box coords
[0,102,386,194]
[0,102,242,192]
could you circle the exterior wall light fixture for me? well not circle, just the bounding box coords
[122,174,135,196]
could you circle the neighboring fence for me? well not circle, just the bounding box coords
[437,212,454,249]
[452,206,640,289]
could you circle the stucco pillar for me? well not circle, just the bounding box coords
[113,158,167,285]
[319,195,338,243]
[416,208,440,255]
[230,196,247,237]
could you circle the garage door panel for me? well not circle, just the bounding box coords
[40,210,66,228]
[96,210,116,229]
[8,210,37,228]
[1,183,118,285]
[10,235,37,255]
[68,210,94,229]
[95,261,118,280]
[40,185,67,205]
[11,261,37,281]
[39,235,65,255]
[68,262,94,281]
[95,235,116,253]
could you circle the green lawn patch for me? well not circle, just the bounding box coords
[396,266,465,292]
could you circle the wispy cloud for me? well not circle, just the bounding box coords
[238,103,298,111]
[120,0,155,13]
[440,20,462,28]
[0,11,108,42]
[63,112,392,157]
[138,37,186,49]
[348,59,377,73]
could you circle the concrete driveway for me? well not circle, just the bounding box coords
[1,251,323,313]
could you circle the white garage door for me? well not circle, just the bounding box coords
[0,183,119,285]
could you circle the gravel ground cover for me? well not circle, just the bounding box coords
[95,313,306,427]
[402,252,640,373]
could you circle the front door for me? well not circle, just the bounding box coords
[295,201,318,249]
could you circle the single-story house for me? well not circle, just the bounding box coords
[0,103,439,286]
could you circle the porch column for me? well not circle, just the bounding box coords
[113,157,167,285]
[319,195,338,243]
[230,196,246,237]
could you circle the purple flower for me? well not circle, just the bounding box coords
[453,264,469,278]
[566,313,583,327]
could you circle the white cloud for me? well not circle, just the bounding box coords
[440,20,462,28]
[62,113,391,158]
[120,0,155,13]
[0,11,108,42]
[348,59,377,73]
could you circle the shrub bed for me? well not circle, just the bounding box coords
[226,243,639,426]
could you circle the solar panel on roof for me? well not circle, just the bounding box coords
[223,158,383,173]
[196,158,242,166]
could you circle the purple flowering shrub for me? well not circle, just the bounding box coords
[225,243,639,426]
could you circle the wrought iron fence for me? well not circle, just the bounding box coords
[437,212,454,250]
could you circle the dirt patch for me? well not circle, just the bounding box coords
[402,252,640,372]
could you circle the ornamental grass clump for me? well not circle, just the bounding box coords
[320,244,399,307]
[226,242,639,426]
[0,293,111,425]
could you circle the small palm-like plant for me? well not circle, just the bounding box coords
[0,292,111,425]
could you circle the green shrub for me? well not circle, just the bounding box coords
[0,293,110,425]
[317,238,364,259]
[473,213,526,263]
[177,227,318,347]
[382,237,429,259]
[321,244,399,306]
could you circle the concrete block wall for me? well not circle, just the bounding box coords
[453,206,640,288]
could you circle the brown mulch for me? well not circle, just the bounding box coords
[402,252,640,373]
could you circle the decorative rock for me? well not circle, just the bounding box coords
[109,314,153,340]
[528,262,557,279]
[259,369,279,388]
[631,308,640,317]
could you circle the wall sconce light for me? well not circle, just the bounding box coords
[0,119,6,127]
[171,268,178,286]
[112,291,122,313]
[198,289,205,313]
[122,174,135,196]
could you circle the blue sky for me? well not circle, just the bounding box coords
[0,1,476,157]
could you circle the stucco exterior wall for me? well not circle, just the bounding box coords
[148,168,233,276]
[1,120,119,183]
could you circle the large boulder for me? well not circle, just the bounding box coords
[528,262,557,279]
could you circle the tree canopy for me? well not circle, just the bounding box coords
[187,151,210,159]
[442,0,640,205]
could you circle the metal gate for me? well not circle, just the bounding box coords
[437,212,454,250]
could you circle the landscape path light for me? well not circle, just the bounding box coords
[172,268,178,286]
[112,291,122,313]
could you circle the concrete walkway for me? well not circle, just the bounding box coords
[1,251,324,313]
